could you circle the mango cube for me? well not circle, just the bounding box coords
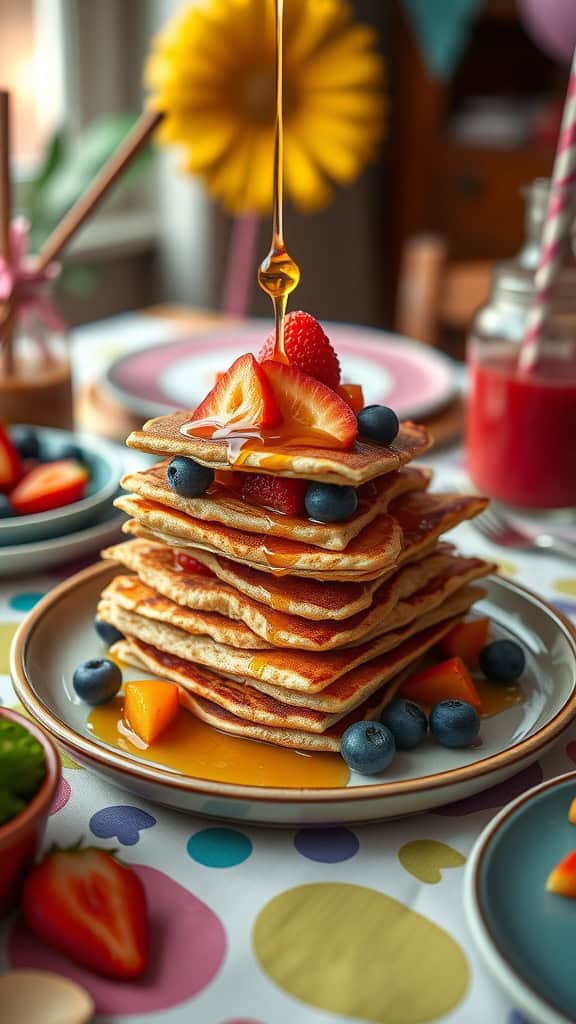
[439,618,490,668]
[399,656,482,710]
[124,679,180,744]
[546,850,576,898]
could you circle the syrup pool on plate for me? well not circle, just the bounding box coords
[88,698,349,788]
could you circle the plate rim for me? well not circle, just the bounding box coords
[103,322,458,422]
[464,770,576,1024]
[10,562,576,806]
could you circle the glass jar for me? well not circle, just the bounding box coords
[466,319,576,510]
[0,306,73,429]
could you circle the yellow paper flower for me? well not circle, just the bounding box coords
[146,0,386,214]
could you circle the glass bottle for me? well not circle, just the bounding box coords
[466,179,576,511]
[0,304,73,429]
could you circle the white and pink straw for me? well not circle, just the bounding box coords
[519,47,576,372]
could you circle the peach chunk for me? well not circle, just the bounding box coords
[569,797,576,825]
[399,656,482,710]
[124,679,180,744]
[546,850,576,898]
[439,617,490,668]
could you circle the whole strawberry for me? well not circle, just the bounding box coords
[258,311,341,389]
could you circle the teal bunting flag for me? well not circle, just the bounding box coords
[401,0,484,80]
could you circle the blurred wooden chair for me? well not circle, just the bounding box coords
[395,234,493,347]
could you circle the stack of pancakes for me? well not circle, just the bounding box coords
[98,411,493,752]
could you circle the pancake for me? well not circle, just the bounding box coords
[115,495,404,576]
[99,574,270,649]
[101,549,491,650]
[120,463,431,551]
[111,616,456,731]
[117,490,488,582]
[126,411,433,486]
[104,538,456,621]
[98,582,482,693]
[111,615,464,751]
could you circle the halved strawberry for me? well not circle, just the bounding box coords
[240,473,307,516]
[175,551,215,576]
[22,846,149,979]
[10,459,88,515]
[261,361,358,448]
[0,423,22,493]
[259,311,341,389]
[191,353,281,430]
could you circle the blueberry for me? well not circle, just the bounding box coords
[72,658,122,705]
[430,700,480,748]
[0,495,12,519]
[94,616,124,646]
[357,405,399,445]
[57,443,86,464]
[11,427,39,460]
[166,456,214,498]
[479,639,525,684]
[381,699,427,750]
[341,721,396,774]
[304,483,358,523]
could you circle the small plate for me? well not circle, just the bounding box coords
[0,428,123,547]
[10,566,576,825]
[104,321,457,422]
[0,512,124,578]
[465,771,576,1024]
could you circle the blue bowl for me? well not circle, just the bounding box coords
[466,770,576,1024]
[0,427,123,547]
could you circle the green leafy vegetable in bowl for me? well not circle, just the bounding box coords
[0,720,46,826]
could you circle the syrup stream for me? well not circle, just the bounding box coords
[257,0,300,359]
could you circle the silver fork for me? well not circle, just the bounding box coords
[473,505,576,561]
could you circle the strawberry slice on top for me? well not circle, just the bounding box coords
[190,353,281,430]
[258,311,341,389]
[261,361,358,449]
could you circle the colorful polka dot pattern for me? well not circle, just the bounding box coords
[8,592,45,612]
[89,805,157,846]
[187,828,253,868]
[398,840,465,884]
[8,866,227,1015]
[294,827,359,863]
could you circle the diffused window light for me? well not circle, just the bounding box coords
[0,0,64,173]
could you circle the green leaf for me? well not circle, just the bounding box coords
[32,114,154,229]
[28,129,67,213]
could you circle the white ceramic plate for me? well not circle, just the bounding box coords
[10,567,576,825]
[104,321,458,422]
[0,429,123,547]
[0,513,124,578]
[465,771,576,1024]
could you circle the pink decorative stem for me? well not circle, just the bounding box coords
[519,48,576,371]
[221,213,260,317]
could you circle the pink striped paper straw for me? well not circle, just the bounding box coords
[519,47,576,372]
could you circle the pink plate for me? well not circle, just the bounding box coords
[105,321,456,421]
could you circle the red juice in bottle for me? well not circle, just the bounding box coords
[467,341,576,508]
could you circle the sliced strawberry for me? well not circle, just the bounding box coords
[10,459,88,515]
[240,473,307,515]
[338,383,365,414]
[0,423,22,493]
[175,551,215,576]
[22,846,149,979]
[259,311,341,389]
[191,353,281,430]
[261,361,358,448]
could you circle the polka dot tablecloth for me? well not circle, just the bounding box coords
[0,450,574,1024]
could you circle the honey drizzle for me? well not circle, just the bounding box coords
[257,0,300,359]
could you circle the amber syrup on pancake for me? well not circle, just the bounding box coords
[257,0,301,361]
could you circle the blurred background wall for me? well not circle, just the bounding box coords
[0,0,569,340]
